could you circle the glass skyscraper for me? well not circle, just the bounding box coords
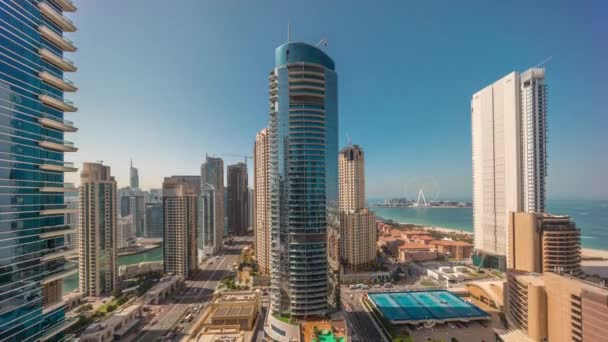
[267,42,338,320]
[0,0,79,341]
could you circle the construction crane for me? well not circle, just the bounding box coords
[212,153,253,165]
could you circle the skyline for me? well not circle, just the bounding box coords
[65,0,607,199]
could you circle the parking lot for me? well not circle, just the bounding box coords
[408,320,494,342]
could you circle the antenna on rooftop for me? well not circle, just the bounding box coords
[287,23,291,43]
[346,132,352,146]
[534,56,553,68]
[315,38,327,48]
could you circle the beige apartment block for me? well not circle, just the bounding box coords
[339,145,365,212]
[78,163,117,297]
[338,145,377,272]
[339,209,377,271]
[506,271,608,342]
[254,128,271,275]
[163,176,200,278]
[508,212,581,276]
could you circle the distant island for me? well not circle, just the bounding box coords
[372,198,472,208]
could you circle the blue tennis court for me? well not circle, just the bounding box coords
[368,290,489,323]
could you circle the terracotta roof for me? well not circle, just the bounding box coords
[390,229,402,237]
[429,239,473,247]
[402,230,428,236]
[399,242,430,250]
[415,235,434,241]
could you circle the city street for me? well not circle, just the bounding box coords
[341,286,389,342]
[136,244,243,342]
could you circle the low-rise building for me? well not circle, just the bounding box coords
[199,291,260,331]
[80,302,143,342]
[428,239,473,259]
[412,235,434,245]
[377,236,404,256]
[398,243,438,262]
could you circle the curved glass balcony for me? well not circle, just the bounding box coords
[38,116,78,132]
[39,71,77,92]
[54,0,77,12]
[39,93,77,112]
[39,48,77,72]
[39,139,78,152]
[38,25,77,52]
[39,161,78,172]
[39,182,77,193]
[38,2,77,32]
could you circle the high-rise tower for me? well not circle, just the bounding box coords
[129,158,139,190]
[471,68,548,270]
[199,184,217,257]
[201,156,224,245]
[338,145,377,272]
[0,1,79,340]
[520,69,547,213]
[162,176,199,278]
[227,162,248,236]
[267,42,338,320]
[78,163,118,297]
[254,128,271,275]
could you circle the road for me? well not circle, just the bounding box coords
[136,245,242,342]
[341,286,389,342]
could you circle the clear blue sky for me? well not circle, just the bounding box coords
[66,0,608,200]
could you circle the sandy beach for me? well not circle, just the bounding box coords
[385,219,608,259]
[581,248,608,259]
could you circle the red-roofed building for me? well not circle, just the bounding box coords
[398,243,438,262]
[401,230,429,240]
[413,235,435,245]
[429,240,474,259]
[378,236,405,256]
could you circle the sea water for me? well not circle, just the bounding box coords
[372,199,608,250]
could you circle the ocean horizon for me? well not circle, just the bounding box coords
[370,199,608,251]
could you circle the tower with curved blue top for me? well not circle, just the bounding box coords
[268,42,338,318]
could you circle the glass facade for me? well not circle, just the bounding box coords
[0,0,78,341]
[269,42,338,318]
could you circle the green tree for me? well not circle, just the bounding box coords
[112,287,123,298]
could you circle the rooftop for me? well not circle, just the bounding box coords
[429,239,473,247]
[368,290,490,324]
[399,242,430,251]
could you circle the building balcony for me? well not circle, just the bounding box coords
[38,25,76,51]
[289,77,325,85]
[289,85,325,92]
[40,249,75,262]
[54,0,77,12]
[40,266,77,285]
[39,94,77,112]
[40,207,76,216]
[38,2,77,32]
[42,300,66,315]
[39,139,78,152]
[39,71,77,92]
[39,318,78,342]
[40,162,78,172]
[39,48,77,72]
[40,227,76,239]
[288,70,325,78]
[38,116,78,132]
[40,183,77,193]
